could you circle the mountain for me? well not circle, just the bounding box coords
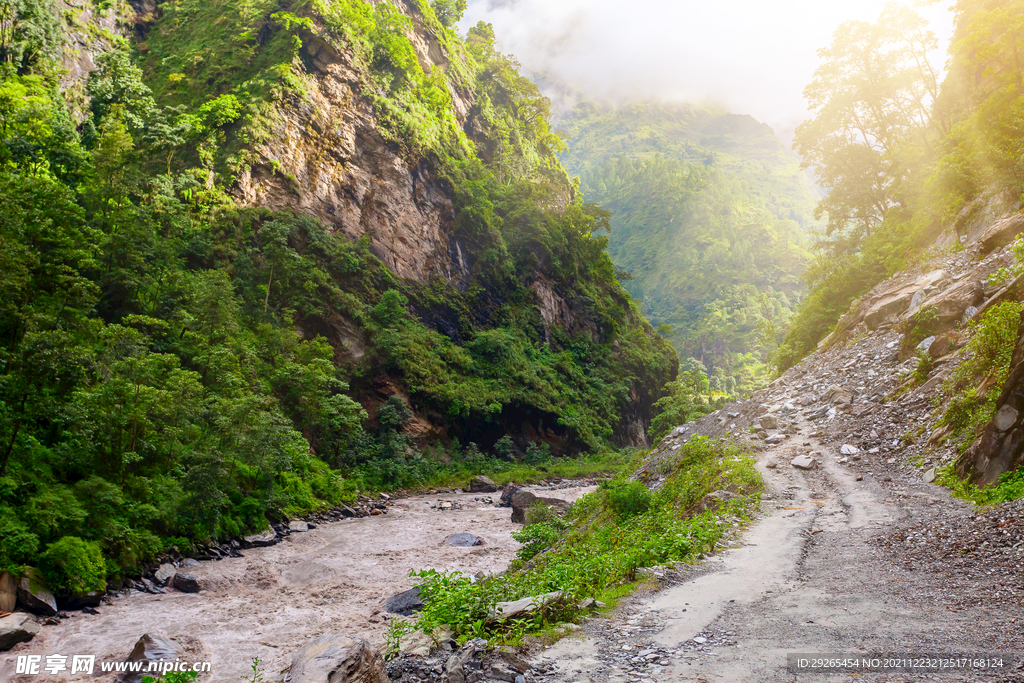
[554,101,820,390]
[0,0,676,583]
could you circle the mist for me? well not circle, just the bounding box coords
[460,0,955,136]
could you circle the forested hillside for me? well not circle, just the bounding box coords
[0,0,676,590]
[776,0,1024,370]
[556,103,819,390]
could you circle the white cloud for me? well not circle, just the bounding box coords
[461,0,955,134]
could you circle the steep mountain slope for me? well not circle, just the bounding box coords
[555,102,819,389]
[0,0,676,585]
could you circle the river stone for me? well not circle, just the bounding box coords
[17,569,57,616]
[154,564,176,585]
[179,558,201,568]
[286,633,387,683]
[244,528,277,547]
[117,634,184,683]
[289,520,309,533]
[444,533,484,547]
[0,571,15,612]
[467,475,497,493]
[383,587,423,616]
[172,573,201,593]
[0,612,40,650]
[791,454,817,470]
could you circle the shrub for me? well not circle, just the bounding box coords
[600,479,652,522]
[39,536,107,595]
[0,510,40,573]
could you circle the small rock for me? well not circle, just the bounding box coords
[994,404,1019,432]
[765,460,778,469]
[179,558,201,568]
[840,444,860,455]
[765,433,787,444]
[923,468,937,484]
[693,636,707,644]
[791,454,817,470]
[758,415,778,430]
[288,520,309,533]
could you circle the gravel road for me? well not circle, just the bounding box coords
[530,414,1024,683]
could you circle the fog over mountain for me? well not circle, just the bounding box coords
[461,0,955,136]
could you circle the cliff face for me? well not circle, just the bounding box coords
[235,26,466,283]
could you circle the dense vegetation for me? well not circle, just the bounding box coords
[388,436,762,648]
[556,103,819,390]
[0,0,677,591]
[776,0,1024,370]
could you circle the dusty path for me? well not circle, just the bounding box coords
[0,483,594,683]
[532,419,1024,683]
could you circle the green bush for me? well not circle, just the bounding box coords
[39,536,107,595]
[600,479,653,522]
[0,510,40,573]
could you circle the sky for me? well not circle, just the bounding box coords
[460,0,956,138]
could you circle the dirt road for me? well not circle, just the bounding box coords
[0,484,594,683]
[532,419,1024,682]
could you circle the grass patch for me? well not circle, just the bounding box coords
[386,436,763,649]
[935,301,1023,452]
[936,465,1024,505]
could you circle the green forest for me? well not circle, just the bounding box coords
[0,0,677,593]
[775,0,1024,369]
[556,103,819,389]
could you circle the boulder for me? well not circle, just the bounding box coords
[172,573,201,593]
[286,634,388,683]
[179,558,201,568]
[499,485,519,506]
[467,475,497,493]
[444,533,484,547]
[117,634,184,683]
[489,592,564,623]
[64,591,103,610]
[289,520,309,533]
[383,587,424,616]
[509,491,570,524]
[244,528,278,547]
[979,213,1024,254]
[758,415,777,430]
[153,564,176,586]
[0,571,15,613]
[0,612,40,650]
[17,569,57,616]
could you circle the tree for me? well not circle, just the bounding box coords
[794,3,941,251]
[431,0,466,28]
[648,366,712,440]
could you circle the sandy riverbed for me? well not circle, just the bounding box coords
[1,483,595,683]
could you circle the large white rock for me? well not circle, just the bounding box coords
[286,634,387,683]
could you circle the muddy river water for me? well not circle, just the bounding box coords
[1,484,595,683]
